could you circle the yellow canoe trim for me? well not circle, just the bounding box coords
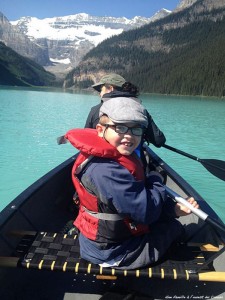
[96,275,117,280]
[173,269,177,279]
[51,261,55,271]
[75,262,79,273]
[199,272,225,282]
[188,242,220,252]
[99,266,103,275]
[196,255,204,259]
[185,270,190,280]
[38,260,44,270]
[87,263,91,274]
[200,244,220,252]
[63,262,67,272]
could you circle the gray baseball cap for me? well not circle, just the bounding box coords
[99,97,148,128]
[92,73,126,92]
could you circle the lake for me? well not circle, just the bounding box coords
[0,87,225,222]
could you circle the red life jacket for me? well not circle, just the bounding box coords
[65,128,150,243]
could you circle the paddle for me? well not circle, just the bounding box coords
[165,186,225,234]
[163,144,225,182]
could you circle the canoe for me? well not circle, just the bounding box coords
[0,145,225,300]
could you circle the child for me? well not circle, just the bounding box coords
[64,98,198,269]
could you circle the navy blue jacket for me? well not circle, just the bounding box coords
[78,157,177,266]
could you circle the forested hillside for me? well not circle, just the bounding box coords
[0,42,56,87]
[64,1,225,97]
[128,17,225,97]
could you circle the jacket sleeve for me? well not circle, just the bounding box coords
[144,111,166,147]
[84,104,101,129]
[84,110,93,128]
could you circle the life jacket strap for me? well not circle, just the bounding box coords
[75,155,94,174]
[82,206,126,221]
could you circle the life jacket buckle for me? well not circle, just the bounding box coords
[129,222,137,230]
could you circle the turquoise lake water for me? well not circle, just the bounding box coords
[0,87,225,222]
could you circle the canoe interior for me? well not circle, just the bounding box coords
[0,147,225,300]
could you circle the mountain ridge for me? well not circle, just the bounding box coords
[7,9,171,77]
[64,0,225,97]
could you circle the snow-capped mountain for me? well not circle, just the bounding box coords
[11,13,150,46]
[149,8,172,22]
[11,11,171,46]
[175,0,198,10]
[10,10,171,76]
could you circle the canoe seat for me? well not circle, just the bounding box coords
[1,231,225,283]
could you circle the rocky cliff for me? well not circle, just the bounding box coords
[0,13,50,66]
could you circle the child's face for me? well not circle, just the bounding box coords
[97,121,142,156]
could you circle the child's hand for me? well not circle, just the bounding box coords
[175,197,199,217]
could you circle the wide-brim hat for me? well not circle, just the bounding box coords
[92,73,126,92]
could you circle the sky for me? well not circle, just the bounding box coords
[1,0,181,21]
